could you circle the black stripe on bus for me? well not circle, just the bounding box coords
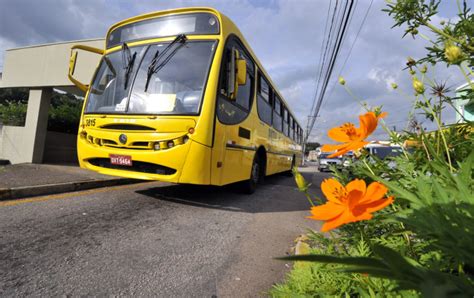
[267,150,294,157]
[225,143,256,151]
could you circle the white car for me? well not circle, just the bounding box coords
[318,153,343,172]
[365,144,403,159]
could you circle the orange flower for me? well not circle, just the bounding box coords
[308,178,394,232]
[321,111,387,158]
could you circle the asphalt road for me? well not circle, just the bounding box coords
[0,168,329,297]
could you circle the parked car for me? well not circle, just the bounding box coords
[365,144,403,159]
[318,153,343,172]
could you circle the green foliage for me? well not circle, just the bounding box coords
[305,142,321,153]
[0,89,83,133]
[271,238,415,297]
[0,100,27,126]
[0,88,29,105]
[47,93,83,134]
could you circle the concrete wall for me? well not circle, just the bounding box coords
[1,125,31,164]
[1,38,104,90]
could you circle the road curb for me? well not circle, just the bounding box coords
[0,178,143,201]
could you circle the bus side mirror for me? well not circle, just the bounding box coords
[237,58,247,85]
[68,44,104,93]
[228,47,247,101]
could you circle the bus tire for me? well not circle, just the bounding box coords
[242,154,260,194]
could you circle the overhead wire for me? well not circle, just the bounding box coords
[306,0,375,143]
[306,0,355,143]
[307,0,340,131]
[319,0,374,115]
[306,0,343,139]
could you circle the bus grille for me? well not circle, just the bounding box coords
[88,158,176,175]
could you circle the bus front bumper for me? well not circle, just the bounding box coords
[78,138,211,184]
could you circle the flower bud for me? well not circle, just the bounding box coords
[440,20,445,25]
[409,69,416,75]
[412,77,425,95]
[293,168,308,191]
[338,76,346,86]
[420,65,427,74]
[444,43,464,64]
[391,82,398,90]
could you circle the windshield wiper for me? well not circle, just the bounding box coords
[122,42,136,90]
[144,34,187,92]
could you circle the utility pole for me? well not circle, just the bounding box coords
[302,115,317,166]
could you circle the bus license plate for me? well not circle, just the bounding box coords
[110,154,132,166]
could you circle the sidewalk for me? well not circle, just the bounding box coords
[0,163,143,201]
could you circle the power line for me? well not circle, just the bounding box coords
[338,0,373,74]
[306,0,345,138]
[307,0,374,142]
[306,0,355,142]
[308,0,339,122]
[307,1,334,135]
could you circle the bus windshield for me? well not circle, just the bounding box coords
[85,40,216,115]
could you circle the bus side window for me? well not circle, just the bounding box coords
[288,116,293,140]
[217,40,255,125]
[256,73,272,125]
[272,95,282,132]
[283,108,289,137]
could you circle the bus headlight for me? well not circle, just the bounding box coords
[183,136,189,143]
[167,141,175,148]
[153,142,160,150]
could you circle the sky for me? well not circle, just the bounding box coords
[0,0,470,144]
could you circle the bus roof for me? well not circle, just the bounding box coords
[106,7,303,130]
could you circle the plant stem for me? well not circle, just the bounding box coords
[425,22,474,52]
[362,159,375,176]
[420,95,454,172]
[304,191,315,207]
[458,64,474,90]
[421,133,432,162]
[343,85,368,111]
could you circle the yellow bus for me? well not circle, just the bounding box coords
[68,7,303,193]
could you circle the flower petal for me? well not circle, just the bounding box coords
[321,178,345,204]
[346,179,366,195]
[354,197,394,215]
[359,182,388,204]
[307,202,345,221]
[359,112,378,137]
[328,127,351,143]
[347,189,364,210]
[321,143,348,152]
[321,209,352,232]
[328,141,369,158]
[350,210,373,222]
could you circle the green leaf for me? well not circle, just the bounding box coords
[277,255,387,269]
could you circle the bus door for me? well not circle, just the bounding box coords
[214,40,255,185]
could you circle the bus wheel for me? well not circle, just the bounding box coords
[242,155,260,194]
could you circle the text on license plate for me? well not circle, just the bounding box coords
[110,154,132,166]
